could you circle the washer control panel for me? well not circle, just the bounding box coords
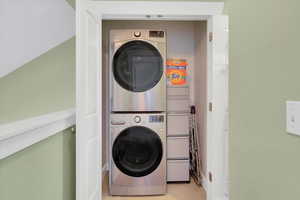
[149,115,164,123]
[111,114,165,127]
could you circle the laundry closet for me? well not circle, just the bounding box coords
[101,20,214,199]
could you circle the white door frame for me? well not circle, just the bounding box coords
[76,1,228,200]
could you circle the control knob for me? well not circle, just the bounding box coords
[134,116,142,123]
[134,31,141,37]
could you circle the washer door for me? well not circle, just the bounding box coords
[113,41,163,92]
[112,126,163,177]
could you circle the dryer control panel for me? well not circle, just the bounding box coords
[149,115,164,123]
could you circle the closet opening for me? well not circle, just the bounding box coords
[100,20,228,200]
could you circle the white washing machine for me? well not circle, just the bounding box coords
[110,29,166,112]
[109,113,166,196]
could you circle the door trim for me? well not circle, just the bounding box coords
[76,1,227,200]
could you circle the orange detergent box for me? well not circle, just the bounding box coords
[166,59,188,86]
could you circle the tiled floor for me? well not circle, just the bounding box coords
[102,175,206,200]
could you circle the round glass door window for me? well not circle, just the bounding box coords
[112,126,163,177]
[113,41,163,92]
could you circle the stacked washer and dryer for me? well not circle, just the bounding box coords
[109,30,167,196]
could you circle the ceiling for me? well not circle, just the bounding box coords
[0,0,75,77]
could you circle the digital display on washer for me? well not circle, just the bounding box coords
[149,31,164,38]
[149,115,164,123]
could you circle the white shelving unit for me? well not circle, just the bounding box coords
[167,85,190,182]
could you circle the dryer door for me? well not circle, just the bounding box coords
[112,126,163,177]
[113,40,163,92]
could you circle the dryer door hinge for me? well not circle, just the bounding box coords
[209,102,213,112]
[209,32,213,42]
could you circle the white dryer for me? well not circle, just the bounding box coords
[110,29,166,112]
[109,113,166,196]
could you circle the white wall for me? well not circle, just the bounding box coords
[0,0,75,77]
[194,21,208,178]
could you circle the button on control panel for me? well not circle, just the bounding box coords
[134,116,142,123]
[133,31,141,37]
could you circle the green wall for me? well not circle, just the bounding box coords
[0,128,75,200]
[228,0,300,199]
[66,0,75,9]
[0,37,75,124]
